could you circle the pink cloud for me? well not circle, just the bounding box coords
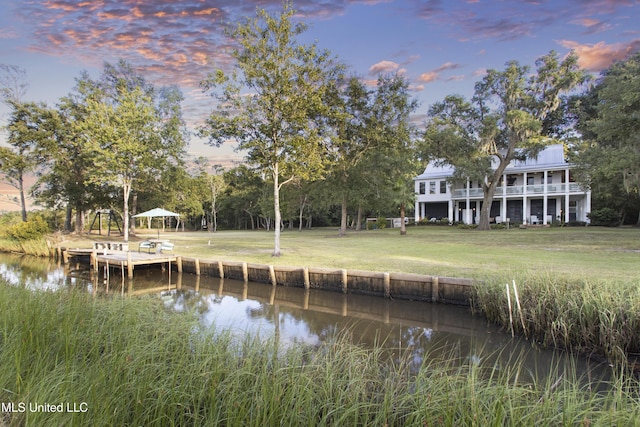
[369,60,401,75]
[559,39,640,71]
[417,71,437,83]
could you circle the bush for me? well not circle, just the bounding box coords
[6,215,50,241]
[376,216,387,229]
[588,207,620,227]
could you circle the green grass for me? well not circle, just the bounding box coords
[1,284,639,426]
[119,226,640,282]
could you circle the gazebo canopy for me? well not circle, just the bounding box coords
[133,208,180,218]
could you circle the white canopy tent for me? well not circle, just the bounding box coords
[133,208,180,237]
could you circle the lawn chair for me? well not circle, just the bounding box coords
[160,242,174,253]
[138,241,153,253]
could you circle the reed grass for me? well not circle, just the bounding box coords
[1,282,639,426]
[471,272,640,366]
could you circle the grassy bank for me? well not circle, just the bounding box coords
[74,226,640,281]
[1,283,638,426]
[43,226,640,365]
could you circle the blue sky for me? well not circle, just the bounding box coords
[1,0,639,161]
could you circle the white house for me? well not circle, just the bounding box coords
[414,144,591,225]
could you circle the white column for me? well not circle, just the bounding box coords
[414,200,420,222]
[448,200,454,223]
[522,172,527,224]
[565,168,570,223]
[585,190,591,223]
[465,179,471,224]
[543,170,548,225]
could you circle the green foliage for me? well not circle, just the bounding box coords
[1,283,639,426]
[571,52,640,224]
[375,216,387,229]
[6,214,49,241]
[588,207,621,227]
[200,2,345,254]
[422,51,586,230]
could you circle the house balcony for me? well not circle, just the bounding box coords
[451,183,585,199]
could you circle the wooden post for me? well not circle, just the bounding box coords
[91,249,97,272]
[195,258,200,276]
[63,249,69,265]
[341,269,348,293]
[242,262,248,282]
[432,276,439,303]
[269,265,277,286]
[303,267,310,289]
[56,246,62,262]
[383,272,390,298]
[127,251,134,279]
[303,289,309,310]
[177,256,182,273]
[218,261,224,279]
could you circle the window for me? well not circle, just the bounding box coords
[419,182,425,194]
[440,180,447,194]
[429,182,436,194]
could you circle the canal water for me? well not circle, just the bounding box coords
[0,253,610,383]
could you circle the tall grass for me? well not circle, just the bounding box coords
[0,237,53,257]
[1,282,639,426]
[472,273,640,366]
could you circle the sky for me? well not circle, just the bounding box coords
[1,0,639,163]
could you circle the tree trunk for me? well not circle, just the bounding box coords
[478,158,510,231]
[74,209,84,234]
[272,165,282,257]
[399,203,407,235]
[18,175,27,222]
[130,193,137,235]
[65,205,72,232]
[355,205,363,231]
[298,194,307,232]
[339,196,348,236]
[122,182,131,242]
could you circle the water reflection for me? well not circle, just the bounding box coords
[0,253,610,383]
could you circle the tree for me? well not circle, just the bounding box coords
[422,51,585,230]
[33,72,105,233]
[570,52,640,225]
[76,61,187,241]
[0,101,55,221]
[0,64,29,104]
[200,2,343,256]
[324,76,375,236]
[194,157,226,233]
[366,74,419,235]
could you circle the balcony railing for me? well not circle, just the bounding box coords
[450,183,586,198]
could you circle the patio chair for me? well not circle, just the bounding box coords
[138,241,153,253]
[160,242,174,253]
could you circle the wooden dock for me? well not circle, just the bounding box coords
[61,247,179,279]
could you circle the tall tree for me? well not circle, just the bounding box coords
[77,61,187,241]
[0,101,55,221]
[194,157,226,233]
[571,52,640,224]
[200,2,343,256]
[422,51,585,230]
[366,74,419,235]
[324,76,375,236]
[0,64,29,104]
[33,72,105,233]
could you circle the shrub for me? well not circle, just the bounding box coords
[588,207,620,227]
[6,215,50,241]
[376,216,387,229]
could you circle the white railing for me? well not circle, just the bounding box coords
[450,182,585,198]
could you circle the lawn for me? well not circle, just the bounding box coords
[78,225,640,282]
